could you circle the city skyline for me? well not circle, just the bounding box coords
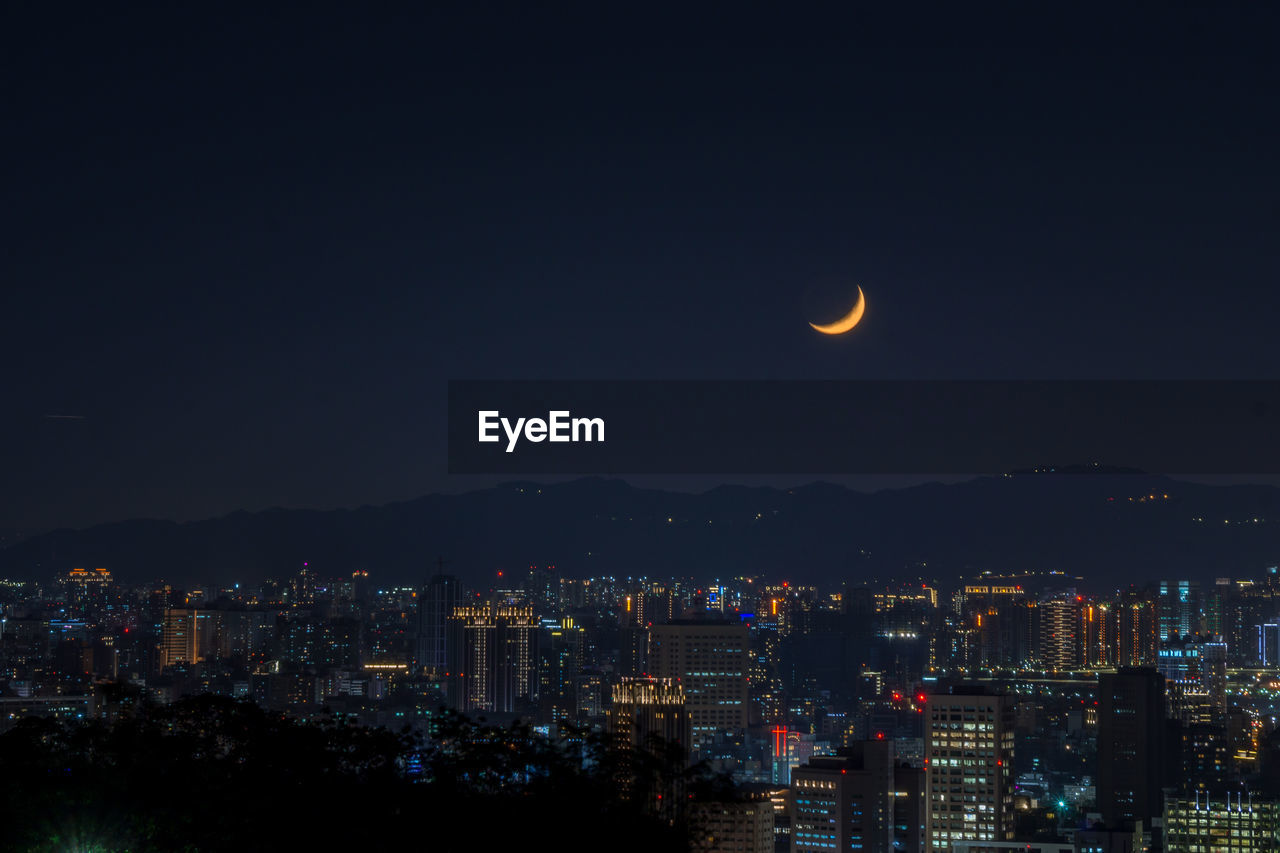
[6,3,1280,851]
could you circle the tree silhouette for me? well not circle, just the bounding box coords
[0,696,702,851]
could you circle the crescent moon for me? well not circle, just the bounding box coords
[809,286,866,335]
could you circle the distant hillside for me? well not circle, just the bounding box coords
[2,476,1279,590]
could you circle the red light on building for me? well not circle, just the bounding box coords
[892,692,902,701]
[916,693,927,703]
[876,731,884,740]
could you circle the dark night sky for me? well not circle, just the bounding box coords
[4,5,1280,534]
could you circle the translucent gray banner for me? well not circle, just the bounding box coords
[447,380,1280,474]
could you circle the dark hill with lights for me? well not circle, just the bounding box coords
[2,475,1279,589]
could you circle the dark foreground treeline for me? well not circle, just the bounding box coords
[0,694,732,852]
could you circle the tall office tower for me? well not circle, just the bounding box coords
[648,619,749,754]
[608,677,691,810]
[894,762,928,853]
[522,564,557,614]
[416,573,460,676]
[1204,578,1232,638]
[1159,579,1202,641]
[619,586,649,677]
[792,742,895,853]
[1116,589,1158,666]
[446,600,538,713]
[1164,792,1280,853]
[608,676,691,756]
[159,608,220,668]
[924,686,1015,853]
[1200,638,1229,718]
[1097,667,1170,829]
[538,616,584,724]
[1039,594,1083,672]
[1256,622,1280,667]
[962,582,1030,672]
[1159,635,1227,726]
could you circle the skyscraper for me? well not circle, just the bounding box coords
[1159,579,1202,641]
[648,619,749,754]
[1116,589,1158,666]
[159,608,220,668]
[446,600,537,713]
[894,761,927,853]
[609,676,691,759]
[792,741,895,853]
[538,615,584,724]
[924,686,1015,853]
[415,573,460,676]
[608,676,691,812]
[1039,594,1083,672]
[1097,667,1169,829]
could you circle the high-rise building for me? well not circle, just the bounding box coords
[609,676,691,756]
[59,567,112,618]
[792,742,895,853]
[1082,601,1113,668]
[608,676,691,813]
[1039,594,1083,672]
[215,610,275,665]
[648,619,749,753]
[1200,638,1228,718]
[1164,792,1280,853]
[1097,667,1170,829]
[1116,589,1158,666]
[446,600,537,713]
[894,762,927,853]
[1204,578,1232,638]
[1256,622,1280,667]
[1159,580,1202,641]
[159,608,220,668]
[415,573,460,675]
[538,616,584,724]
[770,726,823,785]
[924,686,1015,853]
[1159,635,1228,726]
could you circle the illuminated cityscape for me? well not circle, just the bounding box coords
[4,557,1280,849]
[6,1,1280,850]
